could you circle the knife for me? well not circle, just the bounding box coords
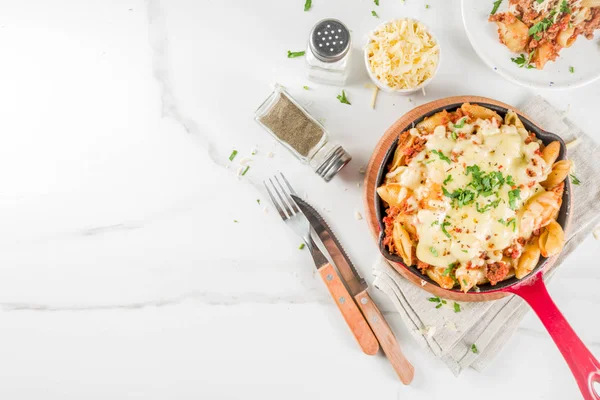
[292,195,415,384]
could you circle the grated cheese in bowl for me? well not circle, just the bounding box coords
[364,18,440,94]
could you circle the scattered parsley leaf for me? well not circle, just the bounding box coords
[444,187,476,208]
[299,243,305,250]
[462,278,468,286]
[435,303,443,309]
[476,198,501,213]
[443,175,453,185]
[471,344,479,354]
[499,218,517,232]
[431,221,440,227]
[229,150,238,161]
[241,166,250,176]
[336,90,351,105]
[462,249,468,253]
[371,10,379,18]
[454,117,467,129]
[426,4,430,8]
[431,149,452,164]
[536,0,543,3]
[491,0,502,15]
[374,0,379,5]
[511,51,535,69]
[429,247,439,257]
[428,297,441,303]
[451,130,458,140]
[570,173,581,185]
[443,262,458,276]
[287,50,306,58]
[560,0,571,14]
[569,66,575,74]
[506,175,516,186]
[304,0,312,11]
[441,221,452,238]
[528,14,555,40]
[508,188,521,210]
[233,220,239,223]
[303,85,309,90]
[453,302,461,313]
[441,299,447,304]
[256,199,261,205]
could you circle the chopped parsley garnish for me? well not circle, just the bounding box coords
[299,243,305,250]
[471,344,479,354]
[336,90,351,105]
[528,13,555,41]
[428,296,441,303]
[560,0,571,14]
[511,51,535,69]
[371,10,379,18]
[462,278,468,286]
[443,175,453,185]
[442,262,458,276]
[499,218,517,232]
[506,175,516,187]
[441,221,452,238]
[569,66,575,74]
[374,0,379,5]
[303,85,309,90]
[429,247,439,257]
[462,249,468,253]
[476,198,501,213]
[304,0,312,11]
[233,220,239,223]
[490,0,502,15]
[453,117,467,129]
[466,165,505,196]
[451,130,458,140]
[536,0,544,3]
[229,150,238,161]
[241,166,250,176]
[431,149,452,164]
[508,188,521,210]
[426,4,430,8]
[453,302,461,313]
[256,199,261,205]
[570,173,581,185]
[431,220,440,227]
[443,187,476,208]
[287,50,306,58]
[435,303,443,309]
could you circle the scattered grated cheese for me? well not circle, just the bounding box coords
[420,280,427,286]
[566,138,581,150]
[354,211,363,220]
[239,157,252,166]
[359,166,366,174]
[444,321,458,331]
[594,226,600,240]
[356,183,361,188]
[370,86,379,109]
[267,152,274,158]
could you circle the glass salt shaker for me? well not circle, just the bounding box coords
[254,85,351,182]
[305,18,352,86]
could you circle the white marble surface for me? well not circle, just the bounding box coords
[0,0,598,399]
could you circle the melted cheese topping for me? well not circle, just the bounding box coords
[395,117,549,273]
[366,19,439,90]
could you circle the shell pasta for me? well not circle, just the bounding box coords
[377,104,567,292]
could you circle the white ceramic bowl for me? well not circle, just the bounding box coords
[364,19,441,96]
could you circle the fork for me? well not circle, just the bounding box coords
[264,174,379,356]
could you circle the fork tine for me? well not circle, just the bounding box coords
[275,174,300,214]
[269,178,294,218]
[280,173,299,196]
[264,180,287,220]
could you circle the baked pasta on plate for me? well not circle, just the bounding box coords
[377,103,569,292]
[462,0,600,89]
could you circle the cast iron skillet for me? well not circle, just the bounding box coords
[374,102,599,400]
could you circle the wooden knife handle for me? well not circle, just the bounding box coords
[318,263,379,356]
[355,291,415,384]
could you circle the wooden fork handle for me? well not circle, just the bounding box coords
[355,291,415,384]
[318,263,379,356]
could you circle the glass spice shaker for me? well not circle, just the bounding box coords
[254,84,351,181]
[305,18,352,86]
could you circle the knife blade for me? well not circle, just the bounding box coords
[291,194,415,384]
[291,195,367,296]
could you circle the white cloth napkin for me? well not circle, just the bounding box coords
[372,96,600,376]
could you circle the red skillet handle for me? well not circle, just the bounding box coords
[507,271,600,400]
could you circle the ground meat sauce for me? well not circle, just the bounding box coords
[382,206,400,251]
[486,262,510,285]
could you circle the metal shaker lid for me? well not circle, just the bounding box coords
[315,145,351,182]
[309,18,351,63]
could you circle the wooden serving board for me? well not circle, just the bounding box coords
[362,96,570,302]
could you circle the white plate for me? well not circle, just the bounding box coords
[461,0,600,90]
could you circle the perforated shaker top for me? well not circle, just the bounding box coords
[309,19,351,63]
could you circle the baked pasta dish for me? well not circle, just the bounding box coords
[489,0,600,69]
[377,103,569,292]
